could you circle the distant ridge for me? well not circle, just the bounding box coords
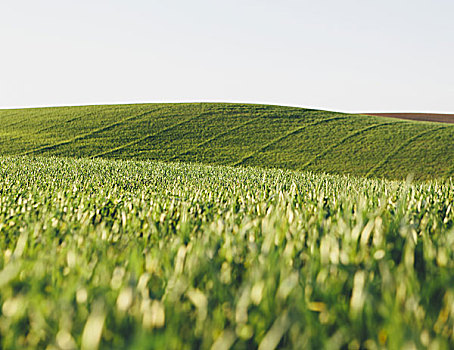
[1,103,453,180]
[363,113,454,124]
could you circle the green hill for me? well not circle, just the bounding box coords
[1,103,453,180]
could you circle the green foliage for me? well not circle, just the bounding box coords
[0,103,453,180]
[0,156,453,349]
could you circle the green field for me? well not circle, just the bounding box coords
[0,156,453,349]
[1,103,453,349]
[1,103,453,180]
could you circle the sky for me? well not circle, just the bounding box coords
[1,0,453,112]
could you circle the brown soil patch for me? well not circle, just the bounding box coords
[362,113,454,124]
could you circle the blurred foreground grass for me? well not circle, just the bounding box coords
[0,156,453,349]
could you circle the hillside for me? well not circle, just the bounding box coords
[1,103,453,180]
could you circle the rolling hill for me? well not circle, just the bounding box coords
[1,103,453,180]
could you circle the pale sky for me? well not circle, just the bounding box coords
[1,0,453,112]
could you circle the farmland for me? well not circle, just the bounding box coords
[1,103,453,349]
[1,103,453,180]
[0,156,453,349]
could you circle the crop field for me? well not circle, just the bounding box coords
[1,103,453,180]
[0,156,453,349]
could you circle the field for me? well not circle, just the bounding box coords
[1,103,453,180]
[0,156,453,349]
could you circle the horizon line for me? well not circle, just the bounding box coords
[1,100,453,115]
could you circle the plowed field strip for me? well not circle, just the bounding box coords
[169,118,257,160]
[232,116,347,166]
[91,111,210,158]
[301,122,396,169]
[365,126,447,177]
[22,109,158,156]
[362,113,454,124]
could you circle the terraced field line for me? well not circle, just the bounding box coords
[0,135,24,145]
[0,110,108,147]
[0,116,32,135]
[232,116,347,167]
[1,108,117,147]
[35,106,118,134]
[0,108,105,133]
[0,110,110,146]
[366,125,448,178]
[91,111,210,159]
[169,118,257,161]
[301,122,397,169]
[22,109,158,156]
